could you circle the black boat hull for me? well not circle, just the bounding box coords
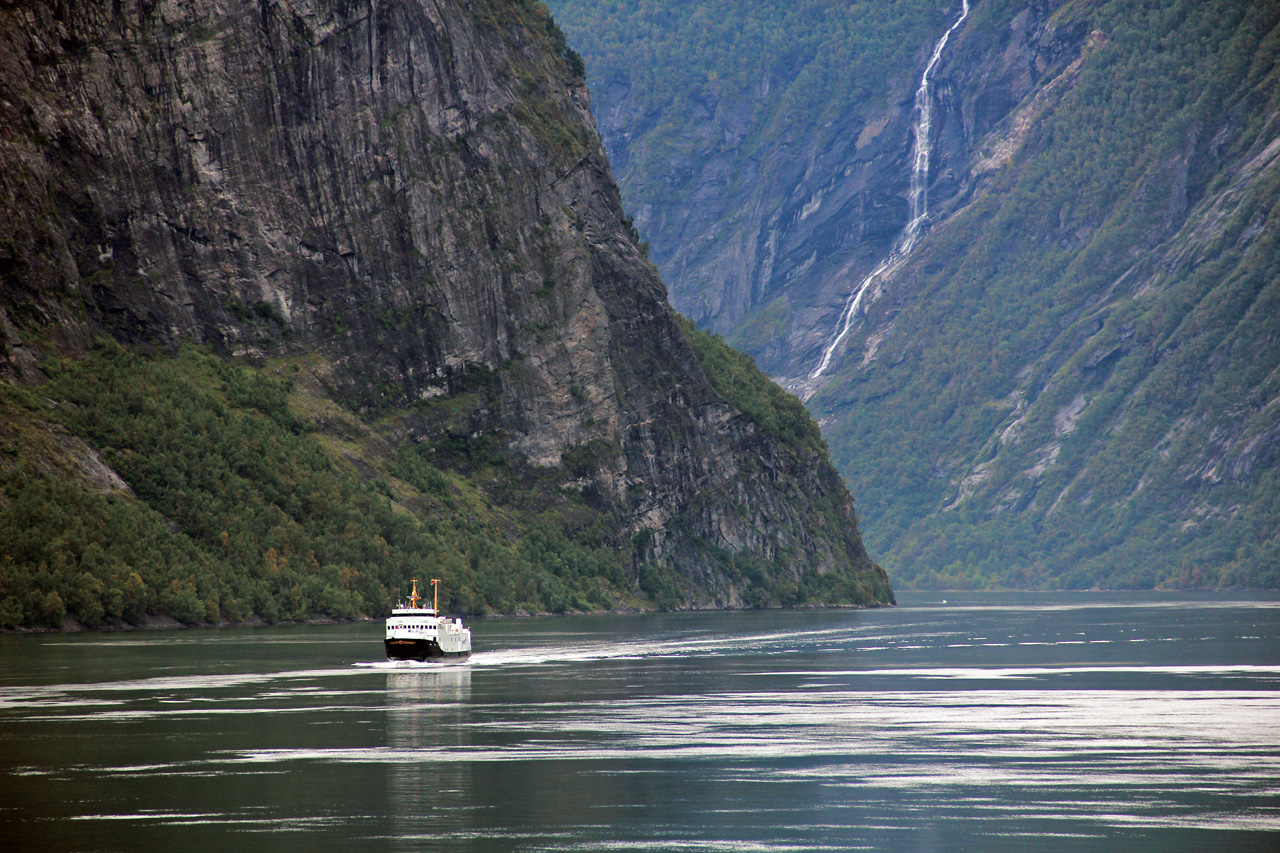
[384,638,469,661]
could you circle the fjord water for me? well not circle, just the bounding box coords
[1,593,1277,851]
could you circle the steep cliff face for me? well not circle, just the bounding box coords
[549,0,1093,381]
[552,0,1280,588]
[547,0,953,376]
[0,0,896,614]
[0,0,891,614]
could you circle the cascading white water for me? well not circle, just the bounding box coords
[905,0,969,251]
[808,0,970,385]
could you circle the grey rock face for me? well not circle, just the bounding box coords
[549,0,1280,588]
[0,0,889,605]
[566,0,1085,382]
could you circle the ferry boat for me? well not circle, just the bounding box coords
[384,578,471,661]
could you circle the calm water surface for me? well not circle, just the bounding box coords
[1,592,1278,851]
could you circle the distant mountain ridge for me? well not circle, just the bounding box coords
[0,0,891,629]
[549,0,1280,588]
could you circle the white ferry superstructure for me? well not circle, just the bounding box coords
[384,578,471,661]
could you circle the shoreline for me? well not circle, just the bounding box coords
[0,600,900,635]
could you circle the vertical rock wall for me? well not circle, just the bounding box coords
[0,0,891,605]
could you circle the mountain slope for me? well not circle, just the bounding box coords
[0,0,891,628]
[550,0,1280,588]
[815,0,1280,589]
[547,0,954,371]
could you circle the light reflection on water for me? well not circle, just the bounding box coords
[0,592,1277,851]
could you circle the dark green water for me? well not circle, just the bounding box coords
[1,592,1278,851]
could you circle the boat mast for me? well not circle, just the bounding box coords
[431,578,441,613]
[407,578,421,609]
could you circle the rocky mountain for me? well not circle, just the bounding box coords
[547,0,954,370]
[0,0,891,629]
[549,0,1280,588]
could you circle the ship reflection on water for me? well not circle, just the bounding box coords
[386,667,473,837]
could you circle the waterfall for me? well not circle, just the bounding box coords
[808,0,970,385]
[905,0,969,252]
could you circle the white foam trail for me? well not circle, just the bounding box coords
[464,627,853,669]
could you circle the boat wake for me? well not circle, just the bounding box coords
[355,624,865,672]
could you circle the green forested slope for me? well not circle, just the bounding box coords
[551,0,1280,589]
[0,336,881,629]
[676,317,825,455]
[815,0,1280,589]
[0,345,629,628]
